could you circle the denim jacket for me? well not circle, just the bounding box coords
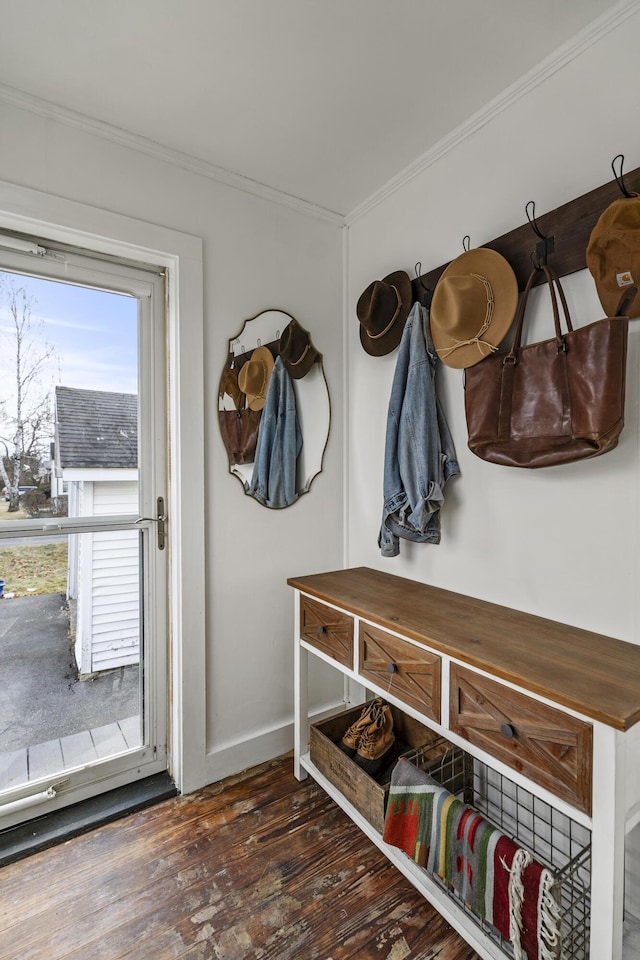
[248,356,302,508]
[379,302,460,557]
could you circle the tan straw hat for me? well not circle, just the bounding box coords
[237,346,275,411]
[430,248,518,368]
[357,270,412,356]
[586,196,640,318]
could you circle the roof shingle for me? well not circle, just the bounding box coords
[55,386,138,469]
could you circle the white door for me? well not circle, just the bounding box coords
[0,235,169,828]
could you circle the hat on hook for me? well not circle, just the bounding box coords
[587,195,640,318]
[430,248,518,368]
[279,318,320,379]
[357,270,412,356]
[237,345,275,411]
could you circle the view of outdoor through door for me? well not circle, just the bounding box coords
[0,237,168,829]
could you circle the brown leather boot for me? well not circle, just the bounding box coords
[338,697,384,757]
[354,705,395,777]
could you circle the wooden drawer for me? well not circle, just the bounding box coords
[450,664,593,814]
[300,596,354,669]
[359,623,441,723]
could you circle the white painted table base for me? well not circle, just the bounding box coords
[292,584,640,960]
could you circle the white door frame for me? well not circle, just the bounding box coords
[0,177,207,796]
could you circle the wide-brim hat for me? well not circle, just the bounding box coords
[357,270,412,356]
[430,248,519,368]
[237,345,275,411]
[586,196,640,318]
[279,318,320,379]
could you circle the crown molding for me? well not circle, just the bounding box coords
[345,0,640,226]
[0,82,345,227]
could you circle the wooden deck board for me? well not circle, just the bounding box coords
[0,716,140,790]
[0,750,27,791]
[27,738,63,781]
[118,715,141,749]
[60,730,97,769]
[90,722,128,759]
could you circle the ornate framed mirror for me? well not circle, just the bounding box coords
[218,309,330,508]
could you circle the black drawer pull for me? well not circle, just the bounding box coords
[317,625,327,635]
[500,723,516,739]
[387,662,398,674]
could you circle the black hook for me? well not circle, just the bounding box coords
[462,235,471,252]
[612,154,637,199]
[525,201,545,240]
[525,200,554,267]
[414,261,432,308]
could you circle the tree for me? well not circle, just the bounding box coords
[0,276,56,512]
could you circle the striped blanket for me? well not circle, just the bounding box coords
[383,759,560,960]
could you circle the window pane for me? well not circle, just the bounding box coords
[0,270,138,513]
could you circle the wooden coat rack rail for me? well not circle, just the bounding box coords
[232,339,280,368]
[412,164,640,302]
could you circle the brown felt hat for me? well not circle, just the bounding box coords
[357,270,412,356]
[586,196,640,318]
[237,345,275,411]
[279,318,320,379]
[430,248,518,369]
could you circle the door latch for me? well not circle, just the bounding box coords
[156,496,166,550]
[136,497,167,550]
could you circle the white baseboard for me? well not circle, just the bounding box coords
[202,699,345,787]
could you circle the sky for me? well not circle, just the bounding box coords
[0,269,138,404]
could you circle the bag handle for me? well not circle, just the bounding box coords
[505,264,574,364]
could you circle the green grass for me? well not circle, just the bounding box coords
[0,542,68,597]
[0,501,27,520]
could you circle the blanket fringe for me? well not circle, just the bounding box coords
[502,849,533,960]
[538,868,562,960]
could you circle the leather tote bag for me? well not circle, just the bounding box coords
[464,264,628,468]
[218,408,262,465]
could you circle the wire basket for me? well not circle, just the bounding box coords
[407,740,591,960]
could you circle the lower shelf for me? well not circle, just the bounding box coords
[300,747,591,960]
[301,753,505,960]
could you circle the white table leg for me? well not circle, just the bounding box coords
[293,590,308,780]
[591,724,626,959]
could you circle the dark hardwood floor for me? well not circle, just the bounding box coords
[0,755,480,960]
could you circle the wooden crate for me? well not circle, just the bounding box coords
[310,700,460,834]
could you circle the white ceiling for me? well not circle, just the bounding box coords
[0,0,621,217]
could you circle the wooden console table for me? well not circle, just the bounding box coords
[289,566,640,960]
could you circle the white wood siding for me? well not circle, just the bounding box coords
[70,478,140,673]
[93,479,139,518]
[90,480,139,671]
[90,527,140,670]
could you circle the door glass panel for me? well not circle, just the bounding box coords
[0,259,165,823]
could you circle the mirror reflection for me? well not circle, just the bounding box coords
[218,310,330,508]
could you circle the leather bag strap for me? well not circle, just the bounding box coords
[505,264,574,363]
[497,356,515,439]
[499,264,573,440]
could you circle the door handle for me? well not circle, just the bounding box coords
[136,496,167,550]
[156,497,166,550]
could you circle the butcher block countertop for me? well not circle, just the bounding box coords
[287,566,640,732]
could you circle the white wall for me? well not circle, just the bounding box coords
[345,10,640,647]
[0,97,344,787]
